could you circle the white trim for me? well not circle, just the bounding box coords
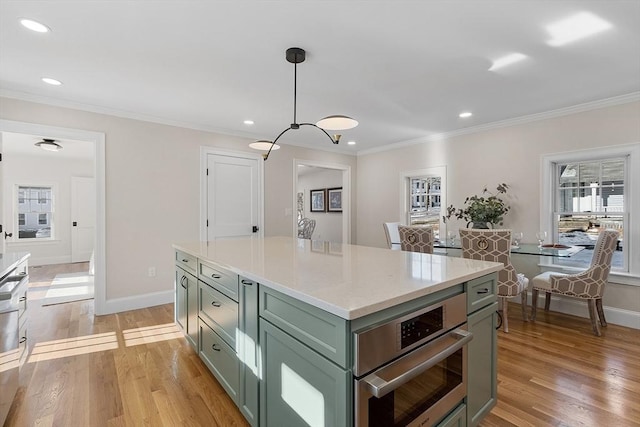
[531,292,640,330]
[358,92,640,157]
[540,143,640,277]
[102,290,174,315]
[0,119,107,315]
[293,159,352,244]
[199,146,264,241]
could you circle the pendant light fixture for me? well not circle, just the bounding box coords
[251,47,358,161]
[35,138,63,152]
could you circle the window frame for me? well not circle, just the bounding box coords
[541,143,640,283]
[14,183,57,242]
[400,166,447,241]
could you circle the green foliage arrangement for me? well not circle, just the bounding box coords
[444,183,511,227]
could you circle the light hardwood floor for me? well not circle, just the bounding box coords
[6,264,640,426]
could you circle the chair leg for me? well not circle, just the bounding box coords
[596,298,607,327]
[520,290,528,322]
[531,288,538,321]
[544,292,551,311]
[587,299,602,336]
[501,297,509,333]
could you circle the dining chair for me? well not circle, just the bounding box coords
[398,225,434,254]
[297,218,316,239]
[459,228,528,333]
[383,222,401,250]
[530,229,619,336]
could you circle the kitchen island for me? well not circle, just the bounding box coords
[173,237,502,427]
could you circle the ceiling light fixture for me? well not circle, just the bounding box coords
[250,47,358,161]
[459,112,473,118]
[546,12,612,46]
[249,140,280,151]
[20,18,50,33]
[42,77,62,86]
[347,141,356,146]
[244,120,254,125]
[35,138,63,152]
[489,53,527,71]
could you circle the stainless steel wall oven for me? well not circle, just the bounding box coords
[354,293,470,427]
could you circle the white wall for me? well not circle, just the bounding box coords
[355,100,640,321]
[298,168,343,242]
[2,152,93,265]
[0,96,357,310]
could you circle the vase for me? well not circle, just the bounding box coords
[467,221,492,229]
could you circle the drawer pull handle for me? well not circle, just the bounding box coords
[19,337,27,344]
[476,288,489,294]
[19,296,27,302]
[211,301,221,307]
[212,344,221,352]
[211,274,222,279]
[180,275,187,289]
[241,279,253,286]
[182,259,189,263]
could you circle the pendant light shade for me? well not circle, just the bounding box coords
[316,115,358,131]
[249,140,280,151]
[35,139,63,152]
[250,47,357,161]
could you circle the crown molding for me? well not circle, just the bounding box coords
[357,91,640,157]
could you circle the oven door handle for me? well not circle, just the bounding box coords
[362,328,472,398]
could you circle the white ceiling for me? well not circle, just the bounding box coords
[1,1,639,155]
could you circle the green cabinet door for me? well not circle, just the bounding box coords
[239,277,259,426]
[260,320,351,427]
[175,267,188,332]
[466,301,498,427]
[438,403,467,427]
[186,271,198,350]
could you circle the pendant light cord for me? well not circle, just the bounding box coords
[293,62,297,125]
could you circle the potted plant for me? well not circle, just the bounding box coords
[444,183,511,228]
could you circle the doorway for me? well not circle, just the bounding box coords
[294,159,351,243]
[0,119,106,313]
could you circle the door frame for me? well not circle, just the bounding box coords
[0,119,106,314]
[199,147,264,241]
[293,159,351,244]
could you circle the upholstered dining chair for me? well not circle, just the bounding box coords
[383,222,401,250]
[459,228,528,333]
[398,225,434,254]
[531,229,619,336]
[297,218,316,239]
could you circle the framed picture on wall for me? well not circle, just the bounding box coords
[310,189,326,212]
[327,187,342,212]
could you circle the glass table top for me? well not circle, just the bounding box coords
[433,241,584,257]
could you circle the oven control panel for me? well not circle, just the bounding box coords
[400,306,444,349]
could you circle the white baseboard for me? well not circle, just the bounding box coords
[531,292,640,330]
[102,289,174,315]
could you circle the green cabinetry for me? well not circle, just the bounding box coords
[438,403,467,427]
[239,277,259,426]
[465,274,498,427]
[175,266,198,350]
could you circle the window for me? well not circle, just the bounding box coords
[401,167,447,241]
[542,144,639,279]
[17,185,54,239]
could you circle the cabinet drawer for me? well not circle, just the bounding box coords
[259,286,348,368]
[466,273,497,315]
[199,281,238,348]
[175,250,197,276]
[199,261,238,301]
[438,403,467,427]
[18,321,27,364]
[199,321,239,403]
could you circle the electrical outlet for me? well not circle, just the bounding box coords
[148,267,156,277]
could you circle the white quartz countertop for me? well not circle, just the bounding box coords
[174,237,502,320]
[0,252,30,279]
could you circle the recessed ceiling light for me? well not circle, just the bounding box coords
[459,112,473,118]
[20,18,50,33]
[42,77,62,86]
[244,120,254,125]
[546,12,612,46]
[489,53,527,71]
[347,141,356,146]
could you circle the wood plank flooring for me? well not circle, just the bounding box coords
[5,263,640,426]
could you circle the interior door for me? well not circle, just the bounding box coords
[71,176,95,262]
[207,154,259,239]
[0,134,4,254]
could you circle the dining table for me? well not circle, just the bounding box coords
[433,241,585,257]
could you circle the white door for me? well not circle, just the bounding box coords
[71,176,95,262]
[0,134,4,254]
[207,154,259,239]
